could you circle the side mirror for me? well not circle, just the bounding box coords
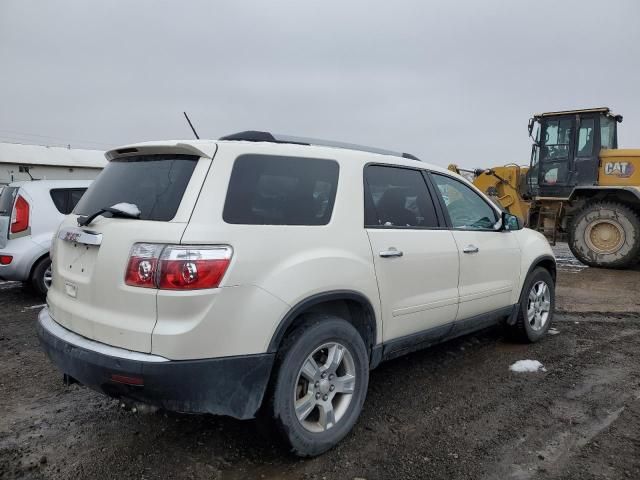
[501,211,522,231]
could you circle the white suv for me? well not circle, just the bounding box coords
[0,180,91,295]
[38,133,555,456]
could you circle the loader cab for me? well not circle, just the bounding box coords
[527,108,622,197]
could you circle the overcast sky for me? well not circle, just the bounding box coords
[1,1,639,168]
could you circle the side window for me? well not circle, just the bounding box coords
[431,174,498,230]
[50,188,88,214]
[49,189,69,214]
[600,116,616,149]
[577,118,595,157]
[69,189,87,210]
[364,165,438,228]
[223,155,339,225]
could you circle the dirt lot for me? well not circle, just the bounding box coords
[1,244,639,480]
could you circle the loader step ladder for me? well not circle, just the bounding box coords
[535,203,564,246]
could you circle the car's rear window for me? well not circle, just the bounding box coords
[0,187,17,216]
[74,154,198,221]
[223,154,339,225]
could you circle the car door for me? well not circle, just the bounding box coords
[429,172,521,321]
[364,165,460,345]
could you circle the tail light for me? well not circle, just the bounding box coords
[125,243,232,290]
[10,195,30,234]
[0,255,12,265]
[125,243,164,288]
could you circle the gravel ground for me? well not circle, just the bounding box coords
[1,248,639,480]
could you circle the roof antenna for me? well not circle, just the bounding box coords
[183,112,200,139]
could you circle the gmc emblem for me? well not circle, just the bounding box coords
[64,232,81,242]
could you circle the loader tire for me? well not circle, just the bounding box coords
[568,201,640,269]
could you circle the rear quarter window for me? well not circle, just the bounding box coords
[50,188,88,214]
[223,154,339,225]
[74,154,198,221]
[0,187,17,216]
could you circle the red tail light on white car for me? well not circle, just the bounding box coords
[10,195,30,234]
[125,243,232,290]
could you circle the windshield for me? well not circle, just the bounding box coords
[74,154,199,221]
[0,187,17,216]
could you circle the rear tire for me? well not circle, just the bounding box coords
[31,256,52,298]
[266,314,369,457]
[568,201,640,269]
[507,267,555,343]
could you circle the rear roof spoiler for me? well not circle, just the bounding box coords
[105,142,216,161]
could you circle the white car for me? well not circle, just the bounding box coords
[0,180,91,295]
[37,133,555,456]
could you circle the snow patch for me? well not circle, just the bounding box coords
[509,360,546,373]
[111,203,141,217]
[548,328,560,335]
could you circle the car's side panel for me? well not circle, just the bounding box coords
[451,229,521,320]
[382,304,514,361]
[173,143,383,358]
[266,290,378,353]
[366,228,459,341]
[153,284,290,359]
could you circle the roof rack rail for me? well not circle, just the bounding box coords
[218,130,421,161]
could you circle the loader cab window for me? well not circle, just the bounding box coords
[540,118,573,186]
[577,118,595,157]
[542,119,572,160]
[527,123,541,191]
[600,115,617,149]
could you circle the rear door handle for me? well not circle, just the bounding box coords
[379,248,403,258]
[463,244,479,254]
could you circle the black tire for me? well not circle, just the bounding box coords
[266,314,369,457]
[507,267,555,343]
[31,256,52,298]
[568,201,640,269]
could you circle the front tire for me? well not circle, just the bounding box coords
[507,267,555,343]
[568,201,640,269]
[31,256,52,298]
[267,315,369,457]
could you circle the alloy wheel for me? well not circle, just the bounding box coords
[294,342,356,433]
[43,266,53,290]
[527,280,551,331]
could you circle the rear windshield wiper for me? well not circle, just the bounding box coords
[77,203,141,227]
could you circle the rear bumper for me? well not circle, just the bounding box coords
[0,236,45,282]
[37,308,275,419]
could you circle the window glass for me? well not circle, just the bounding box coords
[542,119,573,160]
[69,189,87,210]
[74,155,198,221]
[49,189,69,214]
[601,116,616,149]
[431,174,498,230]
[223,155,339,225]
[364,166,438,228]
[577,118,595,157]
[0,187,17,216]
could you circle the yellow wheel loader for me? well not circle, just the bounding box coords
[449,107,640,269]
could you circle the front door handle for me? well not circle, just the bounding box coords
[379,248,403,258]
[463,244,479,254]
